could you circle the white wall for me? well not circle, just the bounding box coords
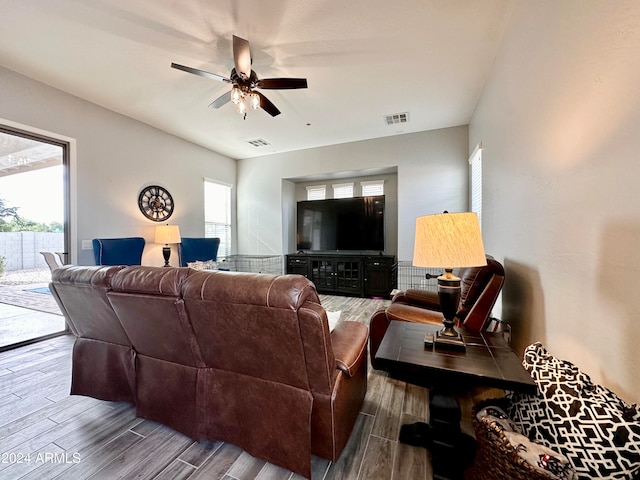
[237,126,469,260]
[470,0,640,403]
[0,66,236,266]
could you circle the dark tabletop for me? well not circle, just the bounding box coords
[375,321,537,394]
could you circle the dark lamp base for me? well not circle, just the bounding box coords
[435,329,466,351]
[162,245,171,267]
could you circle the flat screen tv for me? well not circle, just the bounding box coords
[296,195,385,252]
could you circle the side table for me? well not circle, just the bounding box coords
[374,321,536,480]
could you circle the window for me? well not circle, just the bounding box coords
[332,182,354,199]
[361,180,384,197]
[306,185,326,201]
[469,144,482,229]
[204,179,231,258]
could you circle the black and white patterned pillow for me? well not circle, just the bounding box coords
[507,343,640,480]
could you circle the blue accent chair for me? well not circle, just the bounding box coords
[179,237,220,267]
[92,237,145,266]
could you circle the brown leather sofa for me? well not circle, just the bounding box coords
[369,256,505,369]
[50,265,369,478]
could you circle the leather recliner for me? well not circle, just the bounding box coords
[49,265,136,402]
[370,255,505,369]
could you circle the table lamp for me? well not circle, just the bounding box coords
[155,225,181,267]
[413,212,486,350]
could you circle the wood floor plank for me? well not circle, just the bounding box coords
[38,356,72,375]
[47,430,145,480]
[311,456,331,480]
[0,392,20,408]
[392,426,430,480]
[47,396,107,425]
[0,417,58,458]
[2,349,69,373]
[0,441,66,479]
[356,435,394,480]
[52,402,139,451]
[186,442,244,479]
[324,413,374,480]
[402,383,429,420]
[178,439,222,467]
[45,386,76,403]
[0,343,57,365]
[0,394,98,440]
[12,371,70,400]
[361,369,387,416]
[290,455,330,480]
[154,459,197,480]
[0,393,54,429]
[8,402,130,457]
[87,424,193,479]
[130,418,163,437]
[255,461,295,480]
[225,451,267,480]
[371,375,405,441]
[0,369,48,398]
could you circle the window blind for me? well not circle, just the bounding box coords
[204,179,232,257]
[361,180,384,197]
[332,182,354,199]
[306,185,326,200]
[469,145,482,230]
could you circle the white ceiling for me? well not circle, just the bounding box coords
[0,0,513,160]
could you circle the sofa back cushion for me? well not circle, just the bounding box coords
[50,265,130,345]
[182,270,334,393]
[108,266,203,366]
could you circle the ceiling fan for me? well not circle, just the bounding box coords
[171,35,307,118]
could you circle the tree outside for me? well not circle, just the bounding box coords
[0,197,63,277]
[0,197,62,233]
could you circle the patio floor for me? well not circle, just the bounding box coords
[0,268,66,348]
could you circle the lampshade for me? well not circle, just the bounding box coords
[154,225,181,245]
[413,212,486,268]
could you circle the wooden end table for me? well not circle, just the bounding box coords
[374,321,536,480]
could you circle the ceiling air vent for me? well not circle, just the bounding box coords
[247,138,271,147]
[384,112,409,125]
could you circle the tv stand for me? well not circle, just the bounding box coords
[286,253,396,298]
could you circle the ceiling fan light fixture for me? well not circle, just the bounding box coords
[249,92,260,110]
[236,99,247,115]
[231,86,242,104]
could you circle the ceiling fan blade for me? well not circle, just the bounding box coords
[209,90,232,109]
[255,91,281,117]
[256,78,308,89]
[171,63,231,83]
[233,35,252,80]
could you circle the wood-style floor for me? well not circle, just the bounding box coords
[0,295,494,480]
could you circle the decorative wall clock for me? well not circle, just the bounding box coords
[138,185,174,222]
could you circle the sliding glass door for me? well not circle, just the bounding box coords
[0,126,69,350]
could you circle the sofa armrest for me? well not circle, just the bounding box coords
[331,321,368,378]
[400,288,441,310]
